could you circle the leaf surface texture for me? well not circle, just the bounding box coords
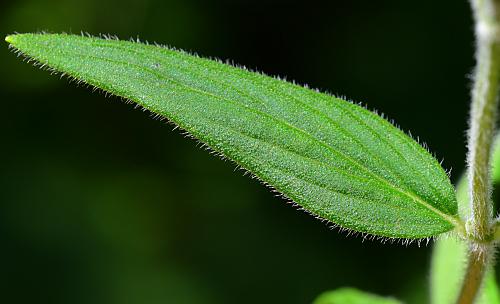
[6,33,459,238]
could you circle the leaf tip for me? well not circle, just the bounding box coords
[5,35,15,44]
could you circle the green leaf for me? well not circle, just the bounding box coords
[482,272,500,304]
[430,136,500,304]
[313,288,402,304]
[5,33,459,238]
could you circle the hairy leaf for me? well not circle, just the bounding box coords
[5,33,459,238]
[313,288,401,304]
[430,136,500,304]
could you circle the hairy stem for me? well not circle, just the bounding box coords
[457,245,490,304]
[468,0,500,242]
[458,0,500,303]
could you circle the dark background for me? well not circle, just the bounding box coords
[0,1,475,303]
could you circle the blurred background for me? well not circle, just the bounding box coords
[0,0,478,303]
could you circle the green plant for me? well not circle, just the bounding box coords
[5,0,500,303]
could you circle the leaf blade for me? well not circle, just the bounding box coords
[313,288,402,304]
[5,33,459,238]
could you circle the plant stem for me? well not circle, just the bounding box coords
[457,245,489,304]
[457,0,500,303]
[468,0,500,242]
